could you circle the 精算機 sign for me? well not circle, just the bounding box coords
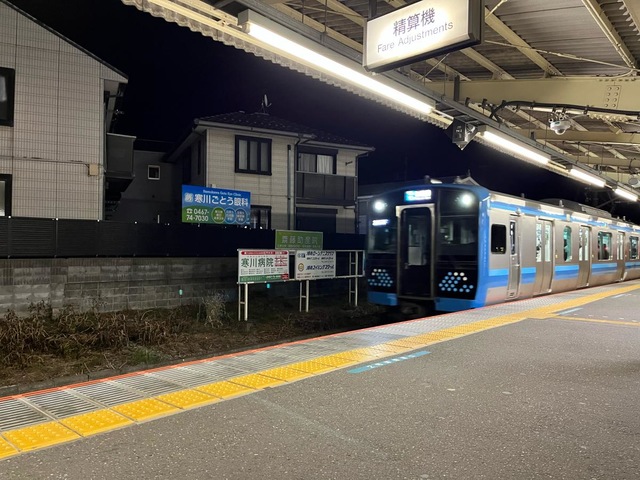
[364,0,483,73]
[182,185,251,225]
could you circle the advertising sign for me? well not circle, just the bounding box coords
[182,185,250,225]
[275,230,323,250]
[295,250,336,281]
[238,250,290,283]
[364,0,483,72]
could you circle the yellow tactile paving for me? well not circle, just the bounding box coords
[285,360,336,374]
[228,373,287,389]
[333,350,380,362]
[412,331,460,343]
[156,389,220,409]
[553,316,640,327]
[112,398,179,422]
[369,343,412,354]
[3,421,80,452]
[257,367,313,382]
[196,380,254,399]
[0,437,18,459]
[313,354,359,368]
[385,338,428,349]
[61,409,133,436]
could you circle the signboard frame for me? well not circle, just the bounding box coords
[363,0,484,73]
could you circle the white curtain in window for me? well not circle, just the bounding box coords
[260,142,269,172]
[249,141,259,171]
[238,140,248,170]
[317,155,333,174]
[0,76,6,102]
[298,153,315,172]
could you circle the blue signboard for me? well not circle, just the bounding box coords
[182,185,251,225]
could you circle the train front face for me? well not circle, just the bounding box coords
[366,185,489,313]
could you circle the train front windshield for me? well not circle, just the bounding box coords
[369,218,397,253]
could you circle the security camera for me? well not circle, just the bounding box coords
[549,119,571,135]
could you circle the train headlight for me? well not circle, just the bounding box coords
[373,200,387,213]
[459,193,474,207]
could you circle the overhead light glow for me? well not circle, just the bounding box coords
[243,14,434,117]
[569,167,606,188]
[478,129,549,165]
[614,187,638,202]
[373,200,387,213]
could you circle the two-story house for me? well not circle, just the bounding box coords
[163,111,374,234]
[0,0,130,220]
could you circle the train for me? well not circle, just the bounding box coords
[365,178,640,315]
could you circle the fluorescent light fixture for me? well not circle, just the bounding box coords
[569,167,606,188]
[614,187,638,202]
[240,11,434,117]
[478,128,550,165]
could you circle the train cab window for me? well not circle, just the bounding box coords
[597,232,612,260]
[491,224,507,254]
[630,236,639,260]
[369,218,397,253]
[563,227,572,261]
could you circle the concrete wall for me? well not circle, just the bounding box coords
[0,257,237,315]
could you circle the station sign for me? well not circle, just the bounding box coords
[275,230,323,250]
[238,250,289,283]
[295,250,336,281]
[364,0,483,73]
[182,185,251,225]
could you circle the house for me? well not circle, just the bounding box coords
[0,0,130,220]
[159,111,374,233]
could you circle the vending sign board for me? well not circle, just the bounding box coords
[238,250,290,283]
[295,250,336,280]
[182,185,251,225]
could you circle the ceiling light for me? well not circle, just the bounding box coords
[614,187,638,202]
[477,128,550,165]
[239,10,434,117]
[569,167,606,188]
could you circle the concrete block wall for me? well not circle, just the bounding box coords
[0,257,237,315]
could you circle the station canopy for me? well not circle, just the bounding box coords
[122,0,640,197]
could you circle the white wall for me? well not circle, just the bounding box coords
[0,3,126,219]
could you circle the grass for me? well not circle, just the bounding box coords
[0,294,386,391]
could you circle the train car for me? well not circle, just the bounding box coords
[366,180,640,315]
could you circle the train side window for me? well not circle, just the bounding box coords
[617,233,624,260]
[597,232,612,260]
[631,236,639,260]
[491,224,506,254]
[563,227,572,261]
[509,221,516,255]
[536,223,542,262]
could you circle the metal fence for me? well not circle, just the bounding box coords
[0,217,365,258]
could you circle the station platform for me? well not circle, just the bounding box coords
[0,281,639,478]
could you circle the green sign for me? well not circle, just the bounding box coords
[275,230,323,250]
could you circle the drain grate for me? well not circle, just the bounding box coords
[0,399,51,431]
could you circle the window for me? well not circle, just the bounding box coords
[491,224,506,254]
[597,232,612,260]
[438,216,478,256]
[563,226,572,261]
[236,136,271,174]
[250,205,271,229]
[0,174,11,216]
[297,147,337,174]
[631,236,639,260]
[148,165,160,180]
[0,67,15,127]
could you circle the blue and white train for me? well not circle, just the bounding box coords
[366,180,640,314]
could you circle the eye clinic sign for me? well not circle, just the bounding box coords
[364,0,483,73]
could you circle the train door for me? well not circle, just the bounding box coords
[398,206,433,298]
[507,217,520,298]
[533,219,553,294]
[616,232,626,281]
[577,226,591,287]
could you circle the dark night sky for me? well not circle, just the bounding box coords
[8,0,640,222]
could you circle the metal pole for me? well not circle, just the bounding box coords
[354,251,359,306]
[305,280,310,312]
[244,283,249,321]
[238,284,241,321]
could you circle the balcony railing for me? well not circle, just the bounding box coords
[296,172,356,206]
